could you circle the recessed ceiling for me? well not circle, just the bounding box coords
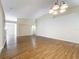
[1,0,79,20]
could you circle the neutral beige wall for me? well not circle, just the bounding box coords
[0,1,5,49]
[36,12,79,43]
[17,18,33,36]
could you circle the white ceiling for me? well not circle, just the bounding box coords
[1,0,79,20]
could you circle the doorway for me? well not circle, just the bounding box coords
[5,22,17,47]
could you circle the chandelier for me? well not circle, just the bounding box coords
[49,0,68,15]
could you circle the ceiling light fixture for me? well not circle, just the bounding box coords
[52,11,58,15]
[49,0,68,15]
[52,3,59,10]
[59,9,66,13]
[60,1,68,9]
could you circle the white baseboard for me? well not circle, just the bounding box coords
[36,35,79,44]
[17,35,32,37]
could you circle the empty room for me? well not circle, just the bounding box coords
[0,0,79,59]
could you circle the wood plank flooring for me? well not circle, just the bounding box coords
[0,36,79,59]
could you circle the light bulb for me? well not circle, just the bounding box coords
[60,4,68,9]
[52,4,59,10]
[49,9,54,14]
[59,9,66,13]
[52,11,58,15]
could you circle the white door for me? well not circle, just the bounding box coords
[5,23,17,45]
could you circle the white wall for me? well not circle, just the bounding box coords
[0,1,5,52]
[36,13,79,43]
[17,18,33,36]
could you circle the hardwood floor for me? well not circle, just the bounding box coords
[0,36,79,59]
